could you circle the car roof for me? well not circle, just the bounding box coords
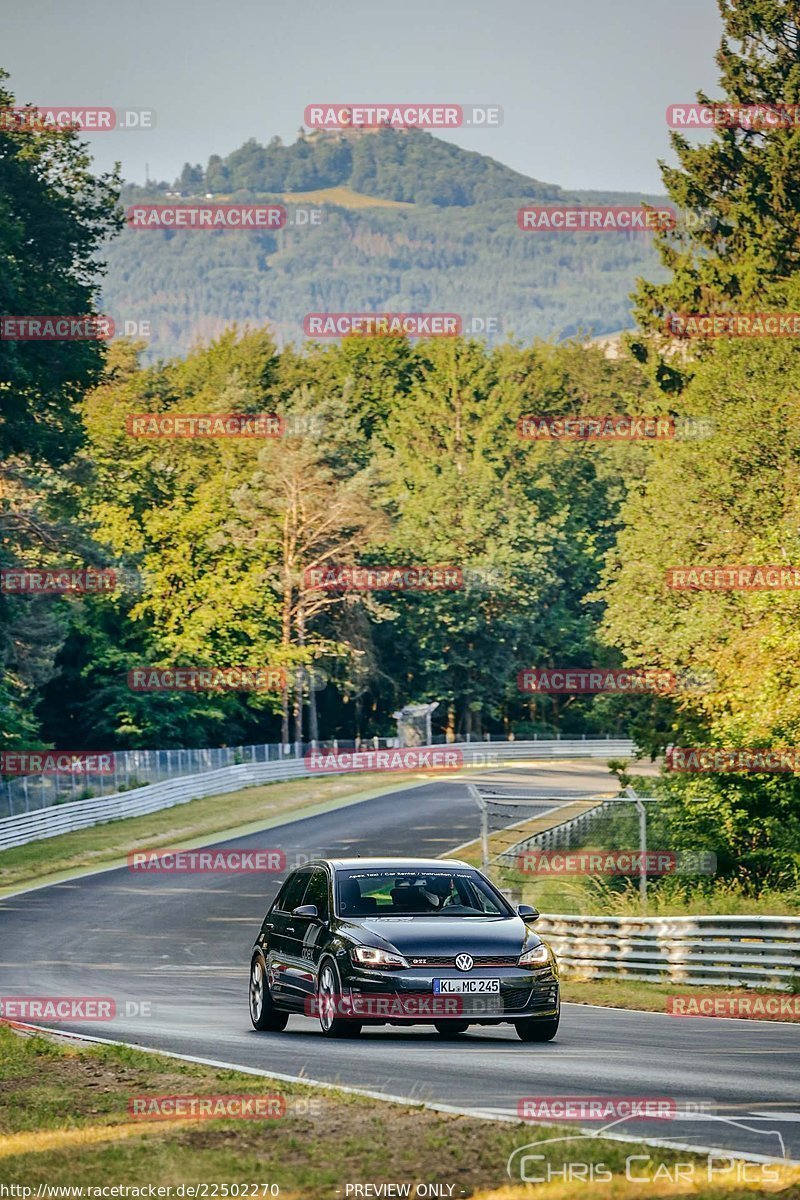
[304,857,473,871]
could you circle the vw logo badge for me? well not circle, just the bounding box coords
[455,953,474,972]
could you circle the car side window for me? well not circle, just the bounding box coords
[276,870,311,913]
[269,878,291,914]
[302,869,330,920]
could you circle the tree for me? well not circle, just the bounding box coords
[178,162,204,192]
[600,284,800,885]
[73,335,287,746]
[0,69,122,464]
[601,2,800,888]
[205,154,229,193]
[634,0,800,339]
[377,337,559,737]
[0,68,121,752]
[227,387,387,745]
[284,156,319,193]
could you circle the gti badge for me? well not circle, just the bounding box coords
[455,953,474,972]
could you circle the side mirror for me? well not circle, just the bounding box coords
[518,904,540,921]
[293,904,321,921]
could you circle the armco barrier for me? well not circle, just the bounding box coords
[537,913,800,990]
[0,738,635,851]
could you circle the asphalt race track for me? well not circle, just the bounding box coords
[1,762,798,1168]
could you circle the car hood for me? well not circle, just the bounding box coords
[351,914,537,957]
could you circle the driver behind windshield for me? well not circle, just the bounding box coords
[420,875,457,909]
[337,870,508,916]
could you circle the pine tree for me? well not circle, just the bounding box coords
[634,0,800,338]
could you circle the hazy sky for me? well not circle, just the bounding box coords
[3,0,722,192]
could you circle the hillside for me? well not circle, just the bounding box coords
[105,128,668,359]
[162,125,566,207]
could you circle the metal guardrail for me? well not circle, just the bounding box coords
[0,759,304,852]
[537,913,800,990]
[0,734,634,817]
[0,738,635,851]
[0,739,394,818]
[485,801,799,992]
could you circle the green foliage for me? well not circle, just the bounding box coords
[0,69,121,752]
[599,300,800,886]
[634,0,800,334]
[17,330,661,750]
[0,69,122,464]
[4,11,800,898]
[599,4,800,889]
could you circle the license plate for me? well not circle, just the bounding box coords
[433,978,500,994]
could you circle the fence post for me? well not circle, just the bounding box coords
[467,785,490,872]
[626,785,648,912]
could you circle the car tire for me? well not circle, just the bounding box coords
[514,1013,559,1042]
[434,1021,469,1037]
[249,953,289,1032]
[316,959,362,1038]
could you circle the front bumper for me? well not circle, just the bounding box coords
[343,965,559,1023]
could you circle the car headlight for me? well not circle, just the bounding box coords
[518,943,549,967]
[352,946,409,969]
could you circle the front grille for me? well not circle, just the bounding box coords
[503,982,558,1014]
[501,987,533,1012]
[408,955,519,968]
[530,985,559,1009]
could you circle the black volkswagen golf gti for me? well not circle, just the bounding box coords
[249,857,559,1040]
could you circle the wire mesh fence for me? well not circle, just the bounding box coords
[0,738,390,818]
[0,731,627,819]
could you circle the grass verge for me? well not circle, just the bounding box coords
[281,185,416,208]
[561,977,799,1021]
[517,874,800,917]
[1,1024,796,1199]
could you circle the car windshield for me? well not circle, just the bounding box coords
[335,869,512,918]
